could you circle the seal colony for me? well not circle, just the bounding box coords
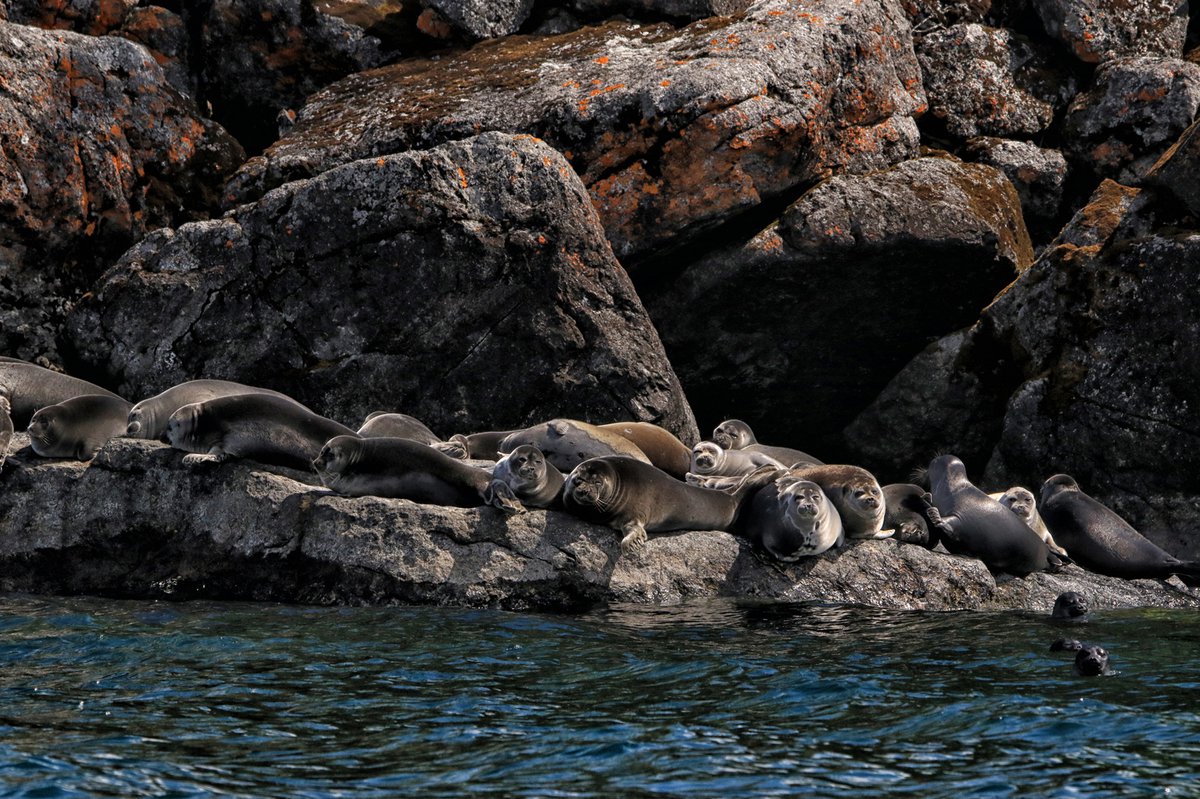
[0,356,1196,596]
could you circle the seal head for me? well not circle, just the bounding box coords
[1052,591,1089,621]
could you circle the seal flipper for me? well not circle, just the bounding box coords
[619,520,648,553]
[482,479,526,516]
[432,434,469,460]
[183,448,231,466]
[924,505,961,544]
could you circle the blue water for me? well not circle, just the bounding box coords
[0,595,1197,798]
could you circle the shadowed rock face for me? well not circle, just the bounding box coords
[0,435,1195,612]
[646,155,1032,459]
[0,20,244,364]
[1036,0,1188,64]
[69,132,698,443]
[225,0,926,263]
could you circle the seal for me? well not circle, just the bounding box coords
[1051,591,1089,621]
[27,394,134,460]
[598,422,692,479]
[925,455,1059,577]
[689,441,783,478]
[433,430,519,461]
[501,419,651,473]
[787,464,890,539]
[1039,474,1200,582]
[356,412,441,446]
[739,474,844,561]
[164,394,356,470]
[883,483,947,549]
[0,396,12,471]
[126,379,308,440]
[710,419,823,467]
[562,457,776,552]
[1073,645,1111,676]
[489,444,564,509]
[313,435,524,513]
[990,486,1069,559]
[0,360,122,429]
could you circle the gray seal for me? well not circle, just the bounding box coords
[126,379,308,440]
[0,396,12,471]
[28,394,134,460]
[313,435,524,513]
[501,419,651,473]
[0,360,121,429]
[165,394,355,470]
[990,486,1069,559]
[1039,474,1200,582]
[883,483,947,549]
[788,464,890,539]
[739,475,844,561]
[688,441,783,478]
[926,455,1058,577]
[489,444,564,509]
[356,412,441,446]
[710,419,823,467]
[598,422,692,479]
[563,457,776,553]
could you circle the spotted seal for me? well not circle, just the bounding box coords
[488,444,564,509]
[990,486,1069,559]
[165,394,356,470]
[313,435,523,513]
[501,419,651,473]
[710,419,822,467]
[739,474,844,561]
[28,394,134,460]
[0,360,121,429]
[356,412,441,446]
[1039,474,1200,582]
[787,464,890,540]
[126,379,308,440]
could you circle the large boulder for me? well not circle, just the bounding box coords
[1142,116,1200,216]
[963,137,1070,240]
[69,132,698,442]
[846,179,1200,558]
[225,0,927,263]
[0,436,1195,611]
[1036,0,1188,63]
[0,20,244,364]
[644,155,1033,458]
[420,0,535,38]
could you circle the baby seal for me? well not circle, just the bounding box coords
[314,435,523,514]
[710,419,823,467]
[740,475,844,561]
[27,394,133,460]
[489,445,564,509]
[788,464,890,539]
[689,441,783,478]
[0,360,122,429]
[501,419,651,473]
[165,394,355,470]
[126,379,307,440]
[990,486,1069,559]
[563,457,776,553]
[1051,591,1089,621]
[1040,474,1200,582]
[356,412,441,446]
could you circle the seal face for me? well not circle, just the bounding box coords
[490,444,563,508]
[501,419,651,473]
[356,412,441,446]
[1040,474,1200,582]
[313,435,523,513]
[1073,645,1110,677]
[991,486,1070,559]
[126,379,307,440]
[688,441,782,478]
[883,483,945,549]
[28,394,133,460]
[741,475,844,561]
[710,418,823,467]
[788,464,889,539]
[1052,591,1089,621]
[0,360,121,430]
[926,455,1055,577]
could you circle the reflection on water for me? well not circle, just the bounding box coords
[0,594,1196,797]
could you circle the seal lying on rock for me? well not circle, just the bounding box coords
[314,435,523,514]
[990,486,1069,559]
[883,483,946,548]
[739,474,843,562]
[788,464,890,540]
[563,457,776,553]
[489,444,564,509]
[126,380,307,440]
[356,412,441,446]
[598,422,692,479]
[434,430,516,461]
[500,419,651,472]
[28,395,134,460]
[926,455,1060,577]
[689,441,783,478]
[1040,474,1200,582]
[710,419,823,467]
[165,394,356,470]
[0,360,122,429]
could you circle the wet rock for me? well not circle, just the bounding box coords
[1037,0,1188,63]
[846,180,1200,559]
[963,137,1069,238]
[1142,117,1200,218]
[226,0,926,263]
[0,435,1195,611]
[645,155,1032,458]
[0,20,244,364]
[421,0,535,38]
[917,23,1074,140]
[69,132,698,443]
[1062,56,1200,183]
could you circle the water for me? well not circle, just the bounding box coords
[0,595,1197,798]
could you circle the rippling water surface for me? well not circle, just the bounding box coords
[0,594,1197,798]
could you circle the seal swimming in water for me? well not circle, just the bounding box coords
[28,394,133,460]
[688,441,783,478]
[489,444,564,509]
[883,483,946,548]
[926,455,1059,577]
[788,464,891,540]
[126,379,308,440]
[0,360,122,429]
[1051,591,1089,621]
[739,474,844,561]
[1039,474,1200,582]
[990,486,1069,559]
[501,419,650,473]
[563,457,776,553]
[165,394,355,470]
[597,422,692,479]
[710,419,823,467]
[356,412,441,446]
[313,435,523,514]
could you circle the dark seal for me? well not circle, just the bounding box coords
[356,412,441,446]
[739,475,843,561]
[883,483,947,549]
[489,444,564,509]
[1051,591,1089,621]
[126,379,307,440]
[0,360,122,430]
[28,394,134,460]
[598,421,692,479]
